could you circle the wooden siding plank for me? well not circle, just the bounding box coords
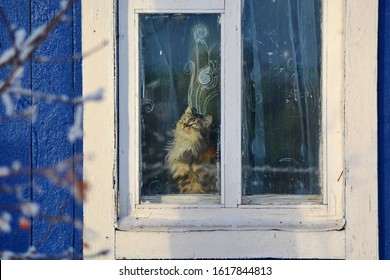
[378,0,390,260]
[0,0,32,254]
[345,0,379,259]
[72,0,83,260]
[31,0,75,256]
[82,0,117,259]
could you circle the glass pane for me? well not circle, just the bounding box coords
[241,0,322,201]
[139,14,221,204]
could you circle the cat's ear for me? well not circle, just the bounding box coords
[203,115,213,127]
[185,106,193,115]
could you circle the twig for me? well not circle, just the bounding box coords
[7,87,103,105]
[0,0,77,95]
[0,6,17,49]
[31,40,109,63]
[0,107,36,122]
[0,155,82,182]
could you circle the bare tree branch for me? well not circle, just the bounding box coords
[7,87,103,105]
[0,0,77,95]
[31,40,109,63]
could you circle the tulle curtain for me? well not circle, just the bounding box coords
[242,0,322,195]
[138,1,322,197]
[139,14,221,195]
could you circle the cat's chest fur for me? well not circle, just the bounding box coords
[170,130,208,162]
[166,106,217,193]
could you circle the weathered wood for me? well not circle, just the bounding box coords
[345,0,379,259]
[116,230,345,259]
[140,194,322,205]
[378,0,390,260]
[31,0,74,256]
[72,0,83,259]
[0,0,32,254]
[0,0,82,258]
[82,0,117,259]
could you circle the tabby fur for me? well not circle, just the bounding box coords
[166,107,217,193]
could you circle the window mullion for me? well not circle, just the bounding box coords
[223,0,242,208]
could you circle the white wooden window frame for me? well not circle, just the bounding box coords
[119,0,342,225]
[82,0,378,259]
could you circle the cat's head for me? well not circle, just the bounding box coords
[176,106,212,136]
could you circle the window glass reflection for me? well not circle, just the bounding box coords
[139,14,221,203]
[242,0,322,197]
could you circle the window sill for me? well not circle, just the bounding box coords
[117,211,345,232]
[139,194,322,206]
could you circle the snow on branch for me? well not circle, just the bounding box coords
[0,0,109,259]
[0,0,105,132]
[0,0,77,95]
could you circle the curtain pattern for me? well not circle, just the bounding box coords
[138,0,322,197]
[139,14,221,195]
[242,0,322,195]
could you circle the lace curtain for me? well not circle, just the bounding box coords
[139,0,322,196]
[242,0,322,195]
[139,14,221,195]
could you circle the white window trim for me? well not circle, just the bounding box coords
[119,0,342,226]
[82,0,378,259]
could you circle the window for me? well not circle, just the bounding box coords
[82,0,378,259]
[241,0,322,199]
[128,0,324,206]
[138,13,222,203]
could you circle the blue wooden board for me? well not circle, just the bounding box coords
[72,0,83,259]
[378,0,390,260]
[0,0,82,259]
[0,0,32,254]
[31,0,77,257]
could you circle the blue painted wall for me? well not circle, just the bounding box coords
[0,0,82,259]
[0,0,32,254]
[378,0,390,260]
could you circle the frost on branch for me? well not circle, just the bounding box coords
[1,92,14,116]
[20,202,39,217]
[0,0,109,259]
[76,87,104,103]
[0,48,15,65]
[60,0,70,10]
[0,166,11,176]
[14,28,27,49]
[0,212,12,233]
[68,105,83,142]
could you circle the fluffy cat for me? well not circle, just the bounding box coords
[166,106,217,194]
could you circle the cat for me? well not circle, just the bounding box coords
[166,106,217,194]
